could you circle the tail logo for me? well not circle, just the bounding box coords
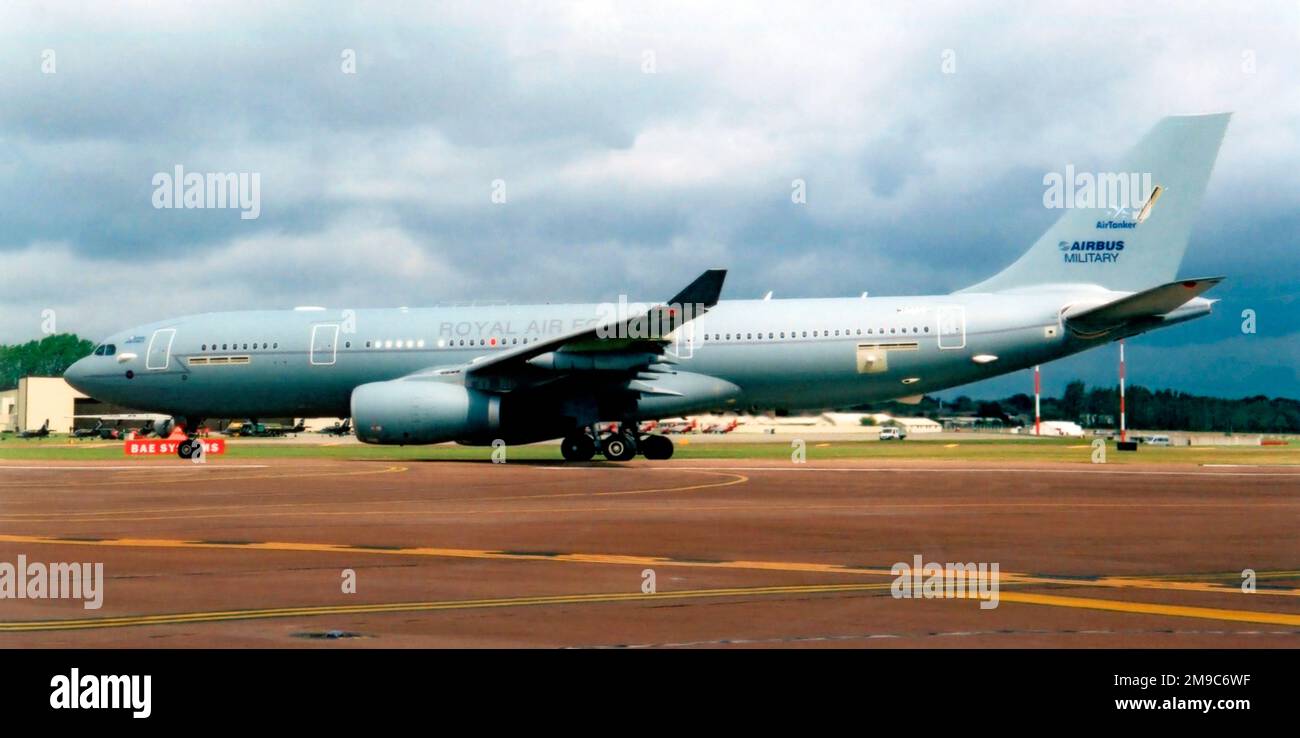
[1063,239,1125,265]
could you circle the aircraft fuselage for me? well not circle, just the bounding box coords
[63,287,1211,426]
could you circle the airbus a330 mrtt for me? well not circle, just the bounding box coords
[65,114,1230,461]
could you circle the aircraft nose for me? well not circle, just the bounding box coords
[64,357,92,394]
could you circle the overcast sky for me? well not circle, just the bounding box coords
[1,1,1296,397]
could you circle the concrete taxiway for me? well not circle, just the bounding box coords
[0,457,1297,647]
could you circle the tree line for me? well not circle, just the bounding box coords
[0,334,96,391]
[859,380,1300,433]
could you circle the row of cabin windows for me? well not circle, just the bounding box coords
[196,337,541,352]
[364,336,540,349]
[703,326,929,342]
[197,325,931,354]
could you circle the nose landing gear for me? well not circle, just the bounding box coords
[173,418,206,460]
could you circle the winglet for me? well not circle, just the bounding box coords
[667,269,727,310]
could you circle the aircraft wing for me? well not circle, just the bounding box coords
[69,413,171,421]
[1063,276,1223,332]
[428,269,726,390]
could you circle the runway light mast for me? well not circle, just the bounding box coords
[1033,365,1041,436]
[1118,340,1127,442]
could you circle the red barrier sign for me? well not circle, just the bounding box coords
[124,439,226,456]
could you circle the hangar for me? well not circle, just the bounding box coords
[0,376,339,436]
[0,376,138,434]
[0,389,15,432]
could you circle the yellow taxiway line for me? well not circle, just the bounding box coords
[0,582,895,632]
[1,533,1297,630]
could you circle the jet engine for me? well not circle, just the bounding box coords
[153,417,176,438]
[351,380,500,445]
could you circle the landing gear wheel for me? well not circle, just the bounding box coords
[601,433,637,462]
[560,433,596,462]
[177,439,195,460]
[640,434,674,460]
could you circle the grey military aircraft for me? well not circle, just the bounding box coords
[65,114,1230,461]
[18,419,51,439]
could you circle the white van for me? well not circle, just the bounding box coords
[879,427,906,441]
[1142,434,1172,446]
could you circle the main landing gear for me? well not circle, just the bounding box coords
[559,428,674,462]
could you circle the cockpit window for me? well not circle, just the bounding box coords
[93,345,104,356]
[92,344,116,356]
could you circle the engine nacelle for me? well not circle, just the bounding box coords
[351,380,499,445]
[153,417,177,438]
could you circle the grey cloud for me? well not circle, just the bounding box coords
[0,1,1297,397]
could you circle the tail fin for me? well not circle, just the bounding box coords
[961,113,1230,293]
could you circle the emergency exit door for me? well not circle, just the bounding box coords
[310,324,339,366]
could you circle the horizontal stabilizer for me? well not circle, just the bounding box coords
[1064,277,1223,331]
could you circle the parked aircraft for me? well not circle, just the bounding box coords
[18,420,50,439]
[703,419,739,434]
[71,420,118,440]
[319,418,351,437]
[64,115,1230,461]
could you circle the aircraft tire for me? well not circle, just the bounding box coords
[560,433,596,462]
[601,434,637,462]
[177,439,195,460]
[640,434,674,460]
